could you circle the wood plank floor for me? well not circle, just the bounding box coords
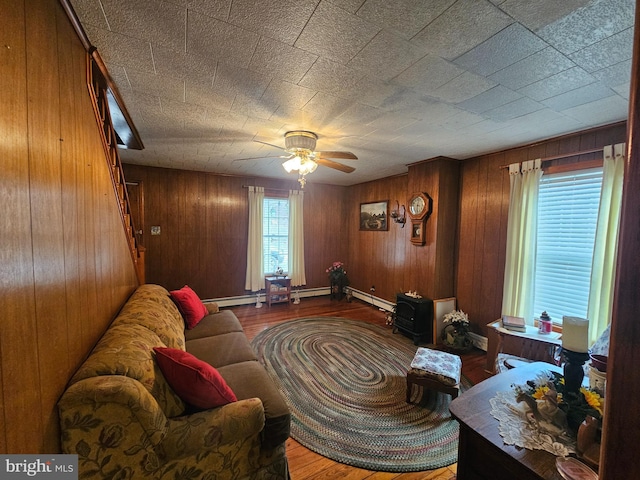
[230,296,491,480]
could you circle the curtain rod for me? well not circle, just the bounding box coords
[242,185,292,193]
[498,147,603,169]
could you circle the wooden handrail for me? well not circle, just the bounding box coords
[86,54,145,284]
[59,0,143,150]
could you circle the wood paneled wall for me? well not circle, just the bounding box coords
[122,165,351,298]
[1,0,138,453]
[456,122,627,335]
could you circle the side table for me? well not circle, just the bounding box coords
[265,276,291,306]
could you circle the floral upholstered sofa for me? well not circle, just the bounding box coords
[58,284,290,479]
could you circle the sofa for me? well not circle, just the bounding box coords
[58,284,290,479]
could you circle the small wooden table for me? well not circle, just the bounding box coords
[264,276,291,306]
[450,362,566,480]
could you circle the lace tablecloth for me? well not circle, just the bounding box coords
[490,390,576,457]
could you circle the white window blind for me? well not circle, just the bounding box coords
[533,168,603,323]
[263,197,289,274]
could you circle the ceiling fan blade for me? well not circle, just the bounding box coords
[233,154,290,162]
[254,140,286,151]
[317,150,358,160]
[316,158,355,173]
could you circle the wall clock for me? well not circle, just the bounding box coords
[407,192,432,245]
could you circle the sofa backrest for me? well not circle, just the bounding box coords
[69,323,186,417]
[112,284,187,350]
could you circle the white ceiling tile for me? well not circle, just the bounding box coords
[126,69,185,102]
[483,97,545,122]
[411,0,513,60]
[488,47,577,90]
[152,45,218,81]
[561,94,629,124]
[427,71,496,104]
[536,0,635,55]
[69,0,109,29]
[591,59,632,87]
[84,25,155,73]
[497,0,591,31]
[101,0,186,51]
[187,11,259,68]
[517,67,596,101]
[260,80,317,109]
[453,23,548,76]
[227,0,319,45]
[299,58,366,97]
[294,1,379,64]
[456,85,523,114]
[183,0,232,22]
[569,27,634,73]
[249,37,318,83]
[356,0,456,39]
[347,30,426,81]
[212,63,270,99]
[542,83,615,111]
[613,83,630,99]
[392,55,465,94]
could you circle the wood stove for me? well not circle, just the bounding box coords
[393,293,434,345]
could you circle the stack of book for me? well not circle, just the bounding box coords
[502,315,527,332]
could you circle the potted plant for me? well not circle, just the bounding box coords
[442,310,473,351]
[326,261,349,299]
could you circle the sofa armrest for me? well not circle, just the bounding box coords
[205,302,219,314]
[161,397,265,458]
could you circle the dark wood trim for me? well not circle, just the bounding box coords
[599,2,640,478]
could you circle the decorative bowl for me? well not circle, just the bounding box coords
[589,353,607,372]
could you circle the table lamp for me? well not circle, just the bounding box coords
[562,316,590,394]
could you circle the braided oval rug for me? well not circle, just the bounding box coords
[251,317,470,472]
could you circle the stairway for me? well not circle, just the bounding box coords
[87,54,145,284]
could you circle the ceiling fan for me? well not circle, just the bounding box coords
[236,130,358,188]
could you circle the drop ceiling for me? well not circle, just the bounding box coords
[69,0,635,186]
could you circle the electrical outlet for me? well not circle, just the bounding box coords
[370,285,375,292]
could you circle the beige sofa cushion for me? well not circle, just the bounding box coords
[186,332,258,367]
[70,323,186,417]
[184,310,244,341]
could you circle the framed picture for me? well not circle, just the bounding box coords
[360,200,388,231]
[433,297,457,345]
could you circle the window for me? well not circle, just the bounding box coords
[263,197,289,274]
[533,168,603,322]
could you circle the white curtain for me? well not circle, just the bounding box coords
[587,143,625,343]
[502,159,543,323]
[288,189,306,287]
[245,186,265,292]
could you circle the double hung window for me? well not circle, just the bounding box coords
[533,168,603,322]
[263,197,289,274]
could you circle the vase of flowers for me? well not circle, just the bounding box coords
[442,310,472,351]
[326,261,349,299]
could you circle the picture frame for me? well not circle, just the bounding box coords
[360,200,389,231]
[433,297,457,345]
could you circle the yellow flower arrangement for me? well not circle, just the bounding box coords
[513,370,603,431]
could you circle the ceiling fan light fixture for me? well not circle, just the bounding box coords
[285,130,317,151]
[282,156,301,173]
[298,158,318,175]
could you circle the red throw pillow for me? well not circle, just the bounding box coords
[170,285,208,329]
[153,347,237,409]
